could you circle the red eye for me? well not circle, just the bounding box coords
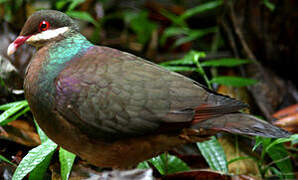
[39,21,50,31]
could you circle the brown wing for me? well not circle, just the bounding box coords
[54,46,246,140]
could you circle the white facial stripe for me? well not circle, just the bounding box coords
[26,27,69,42]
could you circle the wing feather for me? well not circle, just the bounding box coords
[54,46,246,140]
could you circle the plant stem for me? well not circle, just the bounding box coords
[193,53,212,89]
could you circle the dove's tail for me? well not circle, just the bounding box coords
[193,113,291,138]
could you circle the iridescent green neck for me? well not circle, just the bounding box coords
[46,32,92,68]
[38,32,93,91]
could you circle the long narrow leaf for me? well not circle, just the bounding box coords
[174,27,217,47]
[266,134,298,151]
[0,100,27,111]
[210,76,258,87]
[0,106,30,126]
[12,139,57,180]
[29,120,54,179]
[269,167,283,179]
[34,119,48,144]
[162,66,197,72]
[160,27,188,45]
[160,9,186,26]
[66,11,98,26]
[67,0,85,11]
[0,101,28,124]
[197,136,228,173]
[0,154,16,166]
[59,148,76,180]
[160,58,194,66]
[263,0,275,11]
[28,150,55,180]
[253,136,271,152]
[227,156,256,165]
[160,52,198,66]
[179,0,223,20]
[201,58,252,67]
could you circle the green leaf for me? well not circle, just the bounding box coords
[0,154,16,166]
[15,0,23,9]
[0,106,30,126]
[190,51,207,63]
[269,167,283,179]
[55,1,68,10]
[179,0,223,20]
[0,101,28,125]
[197,136,228,173]
[160,27,188,45]
[263,0,275,11]
[162,66,197,72]
[68,0,85,11]
[147,153,190,175]
[266,134,298,151]
[201,58,252,67]
[59,148,76,180]
[160,51,206,66]
[227,156,256,165]
[28,120,53,179]
[267,144,294,179]
[29,150,54,180]
[12,139,57,180]
[161,27,217,47]
[34,119,48,143]
[160,56,194,66]
[66,11,98,26]
[0,100,27,111]
[137,161,150,169]
[210,76,258,87]
[252,137,263,152]
[125,11,157,44]
[174,28,216,47]
[160,9,186,27]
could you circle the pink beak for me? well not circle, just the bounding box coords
[7,35,31,56]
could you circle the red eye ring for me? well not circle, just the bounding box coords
[39,21,50,31]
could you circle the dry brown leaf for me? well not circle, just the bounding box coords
[273,104,298,133]
[0,120,40,146]
[218,136,260,178]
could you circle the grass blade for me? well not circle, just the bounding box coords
[0,154,16,166]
